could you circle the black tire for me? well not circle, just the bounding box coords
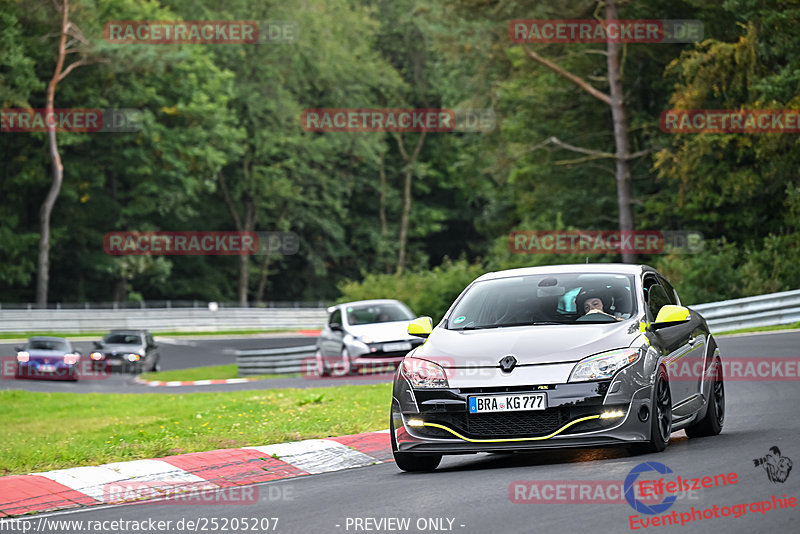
[332,347,356,377]
[152,358,161,373]
[631,365,672,454]
[685,358,724,438]
[315,350,330,377]
[390,416,442,472]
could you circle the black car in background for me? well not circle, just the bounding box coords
[90,329,161,373]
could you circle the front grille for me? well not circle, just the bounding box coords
[467,410,569,437]
[422,409,571,439]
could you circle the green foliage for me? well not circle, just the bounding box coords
[337,258,485,322]
[0,0,797,306]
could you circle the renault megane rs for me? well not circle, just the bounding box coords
[390,264,725,471]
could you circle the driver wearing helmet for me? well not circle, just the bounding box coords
[577,288,623,321]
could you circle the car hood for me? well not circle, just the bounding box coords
[346,322,415,343]
[413,320,640,367]
[100,344,144,354]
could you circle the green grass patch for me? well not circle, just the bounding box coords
[0,384,390,476]
[139,364,297,382]
[715,322,800,336]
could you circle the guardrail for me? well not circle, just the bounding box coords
[0,308,327,333]
[691,289,800,333]
[236,345,317,375]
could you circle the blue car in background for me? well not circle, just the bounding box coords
[15,337,82,381]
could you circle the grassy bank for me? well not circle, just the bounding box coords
[0,384,390,476]
[138,364,298,382]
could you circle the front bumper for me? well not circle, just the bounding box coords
[16,361,78,380]
[392,366,654,454]
[346,339,425,367]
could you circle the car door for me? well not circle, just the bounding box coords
[644,274,694,406]
[320,308,344,357]
[145,332,158,367]
[659,275,708,408]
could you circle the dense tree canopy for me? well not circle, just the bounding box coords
[1,0,797,307]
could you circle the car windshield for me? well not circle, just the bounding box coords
[104,333,142,344]
[27,339,68,351]
[447,273,637,329]
[345,303,415,325]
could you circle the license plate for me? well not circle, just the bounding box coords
[39,364,55,372]
[469,392,547,413]
[383,342,412,352]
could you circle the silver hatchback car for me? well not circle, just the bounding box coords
[315,299,424,376]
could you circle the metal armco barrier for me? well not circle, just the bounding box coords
[691,289,800,333]
[236,345,317,375]
[0,308,327,333]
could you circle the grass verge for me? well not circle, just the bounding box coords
[139,364,297,382]
[0,384,390,476]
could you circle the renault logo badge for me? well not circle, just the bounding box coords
[499,355,517,373]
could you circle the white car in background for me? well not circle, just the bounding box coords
[315,299,424,376]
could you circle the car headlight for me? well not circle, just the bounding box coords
[125,353,141,362]
[64,353,80,365]
[400,357,449,388]
[90,352,105,360]
[16,351,29,363]
[359,335,375,344]
[569,348,640,382]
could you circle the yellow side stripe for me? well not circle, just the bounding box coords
[421,415,601,443]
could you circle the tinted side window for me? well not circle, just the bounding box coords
[657,275,680,306]
[329,309,342,326]
[647,285,670,320]
[643,275,668,320]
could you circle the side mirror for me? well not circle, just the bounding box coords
[93,341,104,349]
[329,323,343,331]
[651,305,691,330]
[408,316,433,338]
[14,346,23,352]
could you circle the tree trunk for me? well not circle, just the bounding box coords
[394,131,426,275]
[605,0,635,263]
[36,1,70,307]
[218,168,255,306]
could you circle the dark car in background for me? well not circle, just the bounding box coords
[90,330,161,373]
[15,337,82,380]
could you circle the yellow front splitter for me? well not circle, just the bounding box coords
[418,415,601,443]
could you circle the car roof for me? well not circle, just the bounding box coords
[28,336,68,342]
[474,263,657,283]
[328,299,404,313]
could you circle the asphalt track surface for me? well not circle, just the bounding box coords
[4,331,800,533]
[0,335,393,393]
